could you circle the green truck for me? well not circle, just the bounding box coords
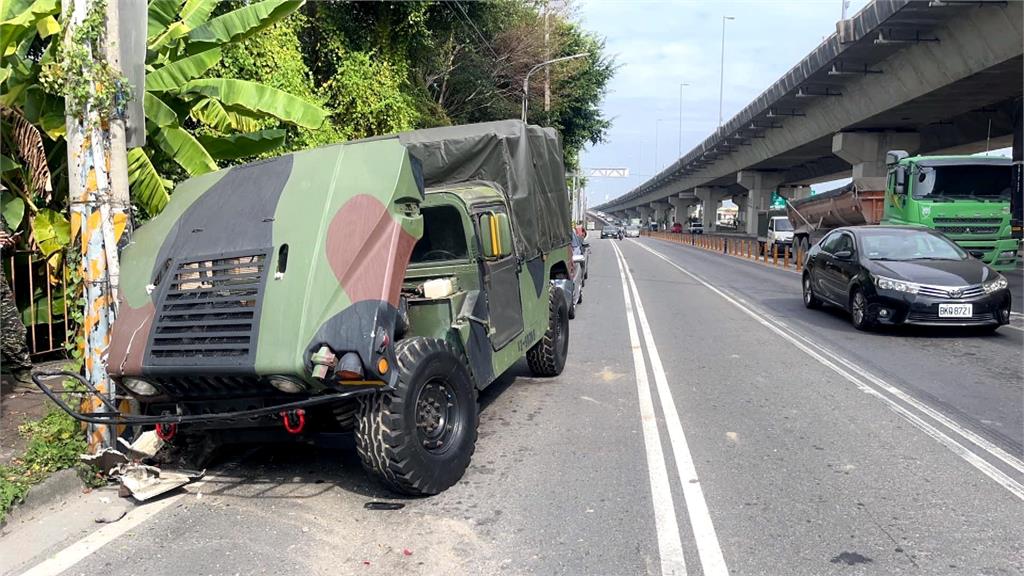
[38,121,575,495]
[788,150,1019,270]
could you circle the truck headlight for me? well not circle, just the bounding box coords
[983,275,1008,294]
[874,275,920,294]
[999,251,1016,258]
[122,377,159,396]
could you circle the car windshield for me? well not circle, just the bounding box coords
[773,218,793,231]
[410,206,469,263]
[603,226,617,233]
[860,229,967,261]
[912,164,1011,201]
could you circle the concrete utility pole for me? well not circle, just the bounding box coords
[63,0,132,452]
[678,82,689,157]
[543,2,551,113]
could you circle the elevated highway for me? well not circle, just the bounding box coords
[596,0,1023,235]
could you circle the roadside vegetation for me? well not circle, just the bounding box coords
[0,409,102,523]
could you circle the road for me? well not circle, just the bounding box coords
[4,237,1022,576]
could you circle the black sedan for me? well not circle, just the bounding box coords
[600,225,620,239]
[801,226,1012,331]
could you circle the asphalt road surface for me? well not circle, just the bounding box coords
[4,237,1022,576]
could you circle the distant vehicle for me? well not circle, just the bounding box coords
[671,222,683,233]
[757,213,793,255]
[787,151,1019,270]
[587,221,596,231]
[600,225,619,239]
[802,226,1011,332]
[688,222,704,234]
[625,226,641,238]
[569,234,588,319]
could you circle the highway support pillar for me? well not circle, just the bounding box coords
[832,131,920,184]
[694,187,728,232]
[650,201,670,230]
[736,171,786,236]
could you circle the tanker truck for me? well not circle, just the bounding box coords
[787,150,1019,271]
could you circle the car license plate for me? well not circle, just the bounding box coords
[938,303,972,318]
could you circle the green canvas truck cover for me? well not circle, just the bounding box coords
[385,120,573,261]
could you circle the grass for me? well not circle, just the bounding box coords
[0,409,102,523]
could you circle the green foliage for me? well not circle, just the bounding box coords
[0,410,90,523]
[319,51,418,140]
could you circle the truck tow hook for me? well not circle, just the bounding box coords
[281,409,306,434]
[155,422,178,441]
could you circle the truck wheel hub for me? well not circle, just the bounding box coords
[416,380,457,451]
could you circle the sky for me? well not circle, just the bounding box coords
[576,0,874,206]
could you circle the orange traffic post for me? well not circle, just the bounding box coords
[783,245,789,268]
[772,244,778,266]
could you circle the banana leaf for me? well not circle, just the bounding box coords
[197,129,286,160]
[186,0,301,50]
[143,92,178,127]
[126,148,170,215]
[179,78,327,129]
[189,97,263,132]
[151,124,218,176]
[146,47,221,91]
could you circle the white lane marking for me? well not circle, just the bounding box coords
[18,492,185,576]
[612,242,730,576]
[612,244,689,576]
[18,460,246,576]
[629,239,1024,501]
[644,239,1024,476]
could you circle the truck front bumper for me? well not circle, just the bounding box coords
[31,371,379,427]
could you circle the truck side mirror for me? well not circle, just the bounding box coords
[480,212,513,259]
[894,166,906,195]
[885,150,909,166]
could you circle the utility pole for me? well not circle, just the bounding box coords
[678,82,689,157]
[718,16,735,128]
[543,1,551,114]
[63,0,132,452]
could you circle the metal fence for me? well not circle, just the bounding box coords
[642,230,807,272]
[4,250,73,357]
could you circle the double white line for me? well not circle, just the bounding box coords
[611,242,729,576]
[631,239,1024,502]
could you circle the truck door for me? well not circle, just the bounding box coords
[478,209,523,350]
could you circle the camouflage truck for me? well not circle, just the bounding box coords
[38,121,575,495]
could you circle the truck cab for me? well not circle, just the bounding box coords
[884,151,1018,270]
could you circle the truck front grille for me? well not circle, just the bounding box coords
[932,217,1001,225]
[936,225,999,235]
[149,250,270,367]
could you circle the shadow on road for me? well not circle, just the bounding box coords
[169,359,539,502]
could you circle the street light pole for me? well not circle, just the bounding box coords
[719,16,735,128]
[522,52,589,123]
[678,82,689,157]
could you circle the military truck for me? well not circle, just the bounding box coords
[38,121,574,495]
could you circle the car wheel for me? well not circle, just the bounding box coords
[527,286,570,376]
[802,274,822,309]
[850,288,875,331]
[356,337,478,496]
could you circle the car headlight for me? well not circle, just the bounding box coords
[874,275,920,294]
[983,275,1008,294]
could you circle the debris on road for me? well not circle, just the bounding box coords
[364,501,405,511]
[79,431,203,501]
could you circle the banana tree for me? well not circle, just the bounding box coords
[133,0,328,214]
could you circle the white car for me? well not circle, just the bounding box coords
[625,226,641,238]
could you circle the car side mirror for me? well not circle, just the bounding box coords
[833,249,853,260]
[480,212,513,259]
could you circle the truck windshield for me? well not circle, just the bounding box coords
[860,229,967,261]
[773,218,793,231]
[410,206,469,263]
[913,164,1011,201]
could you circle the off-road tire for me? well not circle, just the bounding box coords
[527,286,569,376]
[355,337,478,496]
